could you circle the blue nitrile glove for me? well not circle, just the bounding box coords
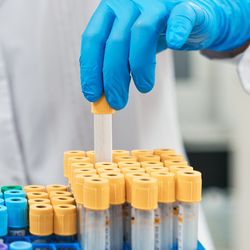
[80,0,250,110]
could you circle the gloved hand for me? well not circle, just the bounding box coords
[80,0,250,110]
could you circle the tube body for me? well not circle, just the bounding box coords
[178,202,199,250]
[84,209,110,250]
[123,203,132,248]
[109,205,123,250]
[173,202,179,248]
[77,204,85,247]
[133,209,154,250]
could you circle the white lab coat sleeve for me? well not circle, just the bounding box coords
[0,44,27,185]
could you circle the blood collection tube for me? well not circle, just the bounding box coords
[0,199,4,206]
[141,161,164,169]
[51,196,75,206]
[169,165,193,174]
[121,166,145,174]
[0,205,8,239]
[118,162,141,169]
[4,190,26,199]
[5,197,28,236]
[97,167,121,174]
[176,170,202,250]
[145,166,168,174]
[46,184,67,194]
[49,191,73,199]
[116,155,138,163]
[131,176,158,250]
[64,150,85,179]
[164,160,188,169]
[100,172,125,250]
[112,150,130,162]
[161,154,184,162]
[95,162,118,169]
[124,172,150,248]
[151,172,175,250]
[138,154,160,162]
[28,198,51,206]
[23,185,46,193]
[153,148,176,157]
[29,204,53,236]
[131,149,154,158]
[74,173,99,248]
[86,150,96,163]
[83,177,110,250]
[27,191,49,200]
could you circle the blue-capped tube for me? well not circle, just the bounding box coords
[0,199,4,206]
[5,197,28,236]
[4,190,26,199]
[0,193,3,199]
[0,205,8,238]
[9,241,32,250]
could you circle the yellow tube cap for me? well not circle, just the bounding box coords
[116,156,138,163]
[141,161,164,169]
[49,191,73,199]
[118,162,141,169]
[29,204,53,236]
[161,154,184,162]
[68,157,91,183]
[125,173,149,203]
[138,155,160,162]
[132,176,158,210]
[29,198,51,206]
[95,162,118,169]
[151,172,175,203]
[46,184,67,194]
[153,148,176,156]
[91,95,115,114]
[84,177,109,210]
[24,185,46,193]
[97,167,121,174]
[121,166,145,174]
[51,196,75,206]
[72,168,97,191]
[27,192,49,200]
[54,204,77,236]
[145,166,168,174]
[100,173,125,205]
[131,149,154,157]
[164,160,188,168]
[176,170,202,202]
[86,151,96,163]
[74,173,98,204]
[64,150,85,178]
[169,165,193,174]
[112,150,130,162]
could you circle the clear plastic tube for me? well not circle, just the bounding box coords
[133,210,155,250]
[123,203,132,248]
[173,202,179,248]
[84,209,110,250]
[77,204,85,247]
[109,205,123,250]
[178,202,199,250]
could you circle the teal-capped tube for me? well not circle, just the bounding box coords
[9,241,32,250]
[0,198,4,205]
[0,205,8,237]
[5,197,28,236]
[1,186,22,193]
[4,190,26,199]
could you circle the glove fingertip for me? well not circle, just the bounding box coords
[105,88,128,110]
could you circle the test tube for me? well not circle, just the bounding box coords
[145,166,168,174]
[1,186,22,193]
[161,154,184,162]
[141,161,164,169]
[0,199,4,206]
[151,172,175,250]
[28,198,51,206]
[0,205,8,239]
[164,160,188,169]
[63,150,85,179]
[95,162,118,169]
[29,204,53,236]
[74,173,98,248]
[112,150,130,162]
[153,148,176,157]
[86,150,96,164]
[100,172,125,250]
[121,166,145,174]
[27,191,49,200]
[5,197,28,236]
[131,176,158,250]
[23,185,46,193]
[118,161,141,169]
[83,177,110,250]
[138,154,160,162]
[4,190,26,199]
[51,196,75,206]
[97,167,121,174]
[46,184,67,194]
[124,172,150,248]
[176,170,202,250]
[49,191,73,198]
[53,204,77,237]
[131,149,154,158]
[169,165,193,174]
[9,241,32,250]
[116,156,138,163]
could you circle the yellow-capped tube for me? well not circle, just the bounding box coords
[83,177,110,250]
[101,172,125,250]
[131,176,158,250]
[176,170,202,250]
[151,172,175,250]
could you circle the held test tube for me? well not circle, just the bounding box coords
[176,170,202,250]
[100,172,125,250]
[131,176,158,250]
[151,172,175,250]
[83,177,110,250]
